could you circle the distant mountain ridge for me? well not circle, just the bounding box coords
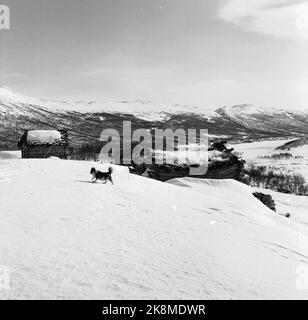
[1,86,308,150]
[276,137,308,150]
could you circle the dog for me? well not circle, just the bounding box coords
[90,167,113,184]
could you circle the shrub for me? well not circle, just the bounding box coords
[242,163,308,196]
[252,192,276,212]
[257,153,293,160]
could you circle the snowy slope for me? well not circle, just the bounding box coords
[231,139,308,181]
[0,85,216,120]
[231,139,293,160]
[0,158,307,299]
[44,100,218,121]
[253,187,308,231]
[2,85,308,151]
[0,86,37,105]
[216,104,308,135]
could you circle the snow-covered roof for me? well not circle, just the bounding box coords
[25,130,65,145]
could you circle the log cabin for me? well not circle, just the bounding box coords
[18,130,68,159]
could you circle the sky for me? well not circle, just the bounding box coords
[0,0,308,109]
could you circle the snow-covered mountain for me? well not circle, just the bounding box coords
[0,85,216,120]
[216,104,308,134]
[1,86,308,150]
[0,86,33,104]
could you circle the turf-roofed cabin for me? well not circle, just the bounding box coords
[18,130,68,159]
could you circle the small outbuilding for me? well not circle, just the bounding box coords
[18,130,68,159]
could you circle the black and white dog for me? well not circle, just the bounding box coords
[90,167,113,184]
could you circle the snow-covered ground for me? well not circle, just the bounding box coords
[231,139,291,160]
[231,139,308,180]
[0,157,308,299]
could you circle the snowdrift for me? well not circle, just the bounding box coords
[0,159,308,299]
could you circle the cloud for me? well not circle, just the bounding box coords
[218,0,308,39]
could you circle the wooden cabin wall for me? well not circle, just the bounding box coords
[22,145,67,159]
[21,145,29,158]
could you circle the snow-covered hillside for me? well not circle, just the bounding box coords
[0,86,37,105]
[1,85,307,124]
[1,85,308,150]
[216,104,308,135]
[231,139,308,181]
[0,157,307,299]
[0,85,216,120]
